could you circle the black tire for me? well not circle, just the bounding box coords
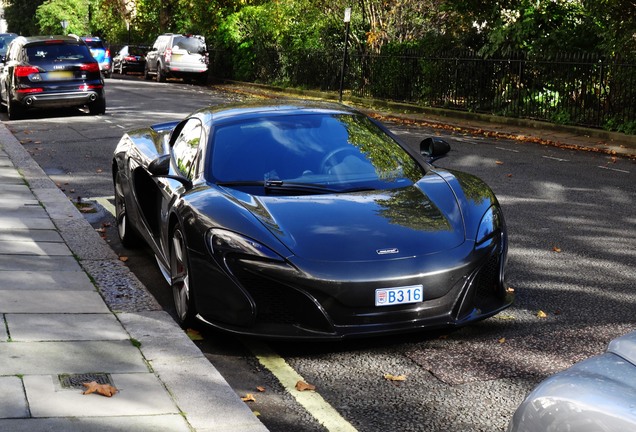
[144,63,152,80]
[89,96,106,115]
[114,170,142,248]
[7,97,24,120]
[156,63,166,82]
[170,225,197,327]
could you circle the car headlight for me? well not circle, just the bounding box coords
[208,229,284,262]
[476,206,503,246]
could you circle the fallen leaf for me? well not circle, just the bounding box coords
[241,393,256,402]
[82,381,118,397]
[186,328,204,341]
[383,374,407,382]
[552,246,562,253]
[96,168,103,173]
[536,310,548,318]
[495,160,504,165]
[119,256,129,262]
[96,228,106,234]
[506,286,515,293]
[498,337,506,344]
[256,386,266,392]
[295,380,316,391]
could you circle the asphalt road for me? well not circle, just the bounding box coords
[3,76,635,432]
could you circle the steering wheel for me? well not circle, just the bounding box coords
[319,147,360,174]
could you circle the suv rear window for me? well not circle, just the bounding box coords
[84,40,106,49]
[172,36,206,54]
[26,43,92,63]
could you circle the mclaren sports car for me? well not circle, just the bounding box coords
[112,100,511,339]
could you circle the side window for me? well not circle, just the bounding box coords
[172,118,203,180]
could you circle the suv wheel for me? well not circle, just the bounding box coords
[156,64,166,82]
[89,96,106,115]
[144,64,152,80]
[7,97,24,120]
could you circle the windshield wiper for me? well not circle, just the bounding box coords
[218,180,348,194]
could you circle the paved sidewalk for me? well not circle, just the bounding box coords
[0,123,268,432]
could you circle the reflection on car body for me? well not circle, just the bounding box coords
[112,100,511,339]
[509,330,636,432]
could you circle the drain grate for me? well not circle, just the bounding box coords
[59,373,113,389]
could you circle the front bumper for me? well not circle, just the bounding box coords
[191,234,511,340]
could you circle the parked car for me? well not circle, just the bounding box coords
[0,35,106,120]
[0,33,18,61]
[144,33,208,84]
[509,330,636,432]
[112,100,511,339]
[81,36,112,77]
[113,45,146,75]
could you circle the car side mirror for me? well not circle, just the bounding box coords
[420,137,451,163]
[148,154,170,176]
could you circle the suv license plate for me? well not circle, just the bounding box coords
[375,285,423,307]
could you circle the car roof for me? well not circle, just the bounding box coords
[15,35,83,45]
[195,100,362,126]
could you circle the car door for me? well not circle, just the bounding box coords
[156,117,205,261]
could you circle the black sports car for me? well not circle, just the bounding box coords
[112,101,511,339]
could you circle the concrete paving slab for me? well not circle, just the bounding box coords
[0,415,191,432]
[0,216,55,230]
[0,166,24,183]
[0,184,36,200]
[0,255,80,271]
[0,205,48,218]
[0,376,28,418]
[0,240,71,256]
[149,355,268,432]
[0,271,94,291]
[24,373,180,418]
[118,311,206,360]
[7,314,129,341]
[0,229,63,243]
[0,341,149,375]
[0,290,110,313]
[0,197,39,207]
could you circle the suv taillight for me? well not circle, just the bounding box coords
[165,48,172,63]
[15,66,40,77]
[80,63,100,73]
[105,49,111,60]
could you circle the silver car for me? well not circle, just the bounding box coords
[509,330,636,431]
[144,33,208,84]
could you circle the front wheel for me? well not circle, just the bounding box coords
[143,63,152,80]
[156,64,166,82]
[170,225,197,327]
[114,170,141,248]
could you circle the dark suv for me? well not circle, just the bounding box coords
[0,35,106,119]
[144,34,208,84]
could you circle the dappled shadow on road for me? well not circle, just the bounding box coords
[268,134,635,431]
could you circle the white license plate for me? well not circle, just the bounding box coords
[375,285,423,306]
[47,71,74,80]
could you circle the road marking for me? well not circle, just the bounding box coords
[598,166,630,174]
[496,147,519,153]
[91,196,116,216]
[91,197,356,429]
[244,339,358,432]
[542,156,569,162]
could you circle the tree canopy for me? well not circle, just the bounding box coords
[3,0,633,57]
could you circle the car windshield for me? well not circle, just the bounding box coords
[211,113,425,194]
[26,43,92,63]
[172,36,206,54]
[83,40,105,49]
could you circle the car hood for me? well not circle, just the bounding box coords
[226,174,465,262]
